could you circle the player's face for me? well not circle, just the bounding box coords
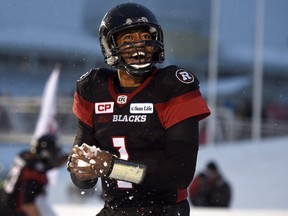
[115,29,153,65]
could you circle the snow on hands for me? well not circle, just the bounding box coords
[74,143,111,176]
[76,143,100,167]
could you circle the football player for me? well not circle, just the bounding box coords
[67,3,210,216]
[0,134,67,216]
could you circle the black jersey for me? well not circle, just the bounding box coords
[73,65,210,208]
[0,151,48,216]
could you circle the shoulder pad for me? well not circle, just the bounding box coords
[77,69,98,83]
[75,68,114,101]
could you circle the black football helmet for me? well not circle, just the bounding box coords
[31,134,63,169]
[99,3,165,76]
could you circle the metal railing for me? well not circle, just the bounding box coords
[0,96,75,144]
[1,96,288,145]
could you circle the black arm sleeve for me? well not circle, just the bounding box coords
[141,117,199,189]
[73,119,97,147]
[70,119,98,189]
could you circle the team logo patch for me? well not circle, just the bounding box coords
[95,102,114,114]
[175,69,194,84]
[117,95,128,104]
[130,103,153,114]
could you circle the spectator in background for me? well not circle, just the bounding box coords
[0,134,67,216]
[188,161,232,208]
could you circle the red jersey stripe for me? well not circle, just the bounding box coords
[155,90,210,129]
[73,92,94,127]
[177,188,188,203]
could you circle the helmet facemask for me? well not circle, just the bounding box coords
[112,36,163,76]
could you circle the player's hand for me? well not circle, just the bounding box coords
[67,144,113,181]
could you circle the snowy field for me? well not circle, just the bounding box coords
[1,136,288,215]
[195,137,288,210]
[53,205,288,216]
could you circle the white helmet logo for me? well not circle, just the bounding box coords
[126,17,149,25]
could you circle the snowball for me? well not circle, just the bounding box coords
[89,159,96,164]
[77,160,90,167]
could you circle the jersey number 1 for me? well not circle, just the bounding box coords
[112,137,133,189]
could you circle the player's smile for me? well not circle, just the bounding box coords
[128,50,152,63]
[131,51,145,59]
[116,30,153,65]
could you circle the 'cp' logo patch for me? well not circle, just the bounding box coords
[175,69,194,84]
[95,102,114,114]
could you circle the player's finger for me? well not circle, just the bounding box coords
[76,165,92,173]
[67,156,78,173]
[80,144,93,156]
[72,146,84,155]
[75,153,90,162]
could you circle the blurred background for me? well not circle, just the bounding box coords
[0,0,287,213]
